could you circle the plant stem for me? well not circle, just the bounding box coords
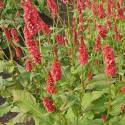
[107,77,112,117]
[80,66,85,101]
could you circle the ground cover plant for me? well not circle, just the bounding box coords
[0,0,125,125]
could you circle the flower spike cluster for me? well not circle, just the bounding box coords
[51,58,62,82]
[46,0,58,19]
[42,97,55,112]
[46,72,56,94]
[21,0,51,38]
[21,0,49,64]
[102,44,116,77]
[78,37,88,65]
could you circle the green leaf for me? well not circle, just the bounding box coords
[110,95,125,116]
[82,91,103,111]
[12,90,42,117]
[0,102,12,117]
[86,73,116,90]
[0,60,14,73]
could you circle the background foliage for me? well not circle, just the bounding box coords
[0,0,125,125]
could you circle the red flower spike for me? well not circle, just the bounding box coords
[94,35,101,53]
[85,0,91,8]
[23,25,32,41]
[78,37,88,65]
[78,12,84,32]
[101,114,107,122]
[77,0,85,13]
[119,0,123,8]
[113,22,122,41]
[51,59,62,82]
[0,1,4,9]
[98,3,106,19]
[113,32,122,41]
[25,60,32,72]
[55,34,65,45]
[97,24,108,39]
[25,40,41,64]
[16,11,20,17]
[105,19,112,29]
[91,3,98,17]
[4,29,11,42]
[21,0,51,38]
[117,3,125,20]
[11,28,20,43]
[121,86,125,94]
[46,72,56,94]
[88,72,93,81]
[46,0,58,19]
[102,44,116,77]
[107,0,112,16]
[43,97,55,113]
[15,47,22,60]
[41,23,51,36]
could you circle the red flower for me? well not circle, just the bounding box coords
[113,22,122,41]
[46,72,56,94]
[117,3,125,20]
[0,1,4,9]
[15,47,22,60]
[98,3,106,19]
[107,0,111,16]
[94,59,100,65]
[4,29,11,42]
[121,86,125,94]
[23,25,32,41]
[94,35,101,53]
[11,28,20,43]
[101,114,107,122]
[16,11,20,17]
[91,3,98,17]
[41,23,51,36]
[105,19,112,29]
[97,24,108,39]
[102,44,116,77]
[25,40,41,64]
[119,0,123,8]
[51,59,62,82]
[88,71,93,81]
[113,32,122,41]
[43,97,55,113]
[78,37,88,65]
[55,34,65,45]
[78,12,84,32]
[85,0,91,8]
[77,0,85,13]
[21,0,51,38]
[46,0,58,19]
[25,60,32,72]
[106,0,114,16]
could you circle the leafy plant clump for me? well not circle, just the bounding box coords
[0,0,125,125]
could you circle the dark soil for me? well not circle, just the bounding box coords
[0,96,35,125]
